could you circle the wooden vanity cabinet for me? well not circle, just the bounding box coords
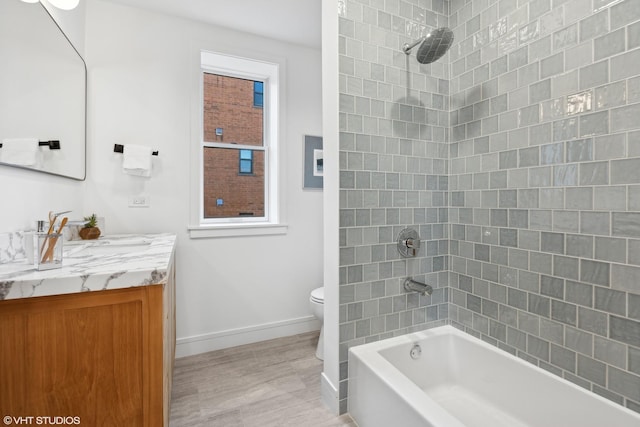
[0,261,176,426]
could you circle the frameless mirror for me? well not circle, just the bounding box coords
[0,0,86,180]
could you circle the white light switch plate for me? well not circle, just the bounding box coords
[129,195,150,207]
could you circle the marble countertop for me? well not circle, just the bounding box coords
[0,233,176,301]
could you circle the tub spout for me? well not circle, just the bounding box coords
[403,277,433,296]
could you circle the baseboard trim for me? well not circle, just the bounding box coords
[176,315,321,358]
[321,372,339,415]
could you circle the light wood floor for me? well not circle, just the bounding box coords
[169,331,356,427]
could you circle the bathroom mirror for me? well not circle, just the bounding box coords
[0,0,86,180]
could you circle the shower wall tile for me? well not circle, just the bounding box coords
[593,28,626,60]
[339,0,640,415]
[449,0,640,413]
[580,10,608,41]
[610,48,640,82]
[629,21,640,49]
[610,0,640,29]
[338,0,450,414]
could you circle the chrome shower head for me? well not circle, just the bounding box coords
[402,27,454,64]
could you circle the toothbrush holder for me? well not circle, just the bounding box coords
[37,233,63,271]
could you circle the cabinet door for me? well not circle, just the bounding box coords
[0,287,159,426]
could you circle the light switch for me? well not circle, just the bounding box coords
[128,195,150,207]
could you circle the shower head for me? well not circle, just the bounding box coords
[402,27,454,64]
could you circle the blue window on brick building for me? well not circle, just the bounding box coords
[253,81,263,107]
[239,149,253,174]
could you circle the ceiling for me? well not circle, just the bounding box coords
[105,0,322,49]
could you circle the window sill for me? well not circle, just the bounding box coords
[188,223,288,239]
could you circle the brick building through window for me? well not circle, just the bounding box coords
[202,73,265,218]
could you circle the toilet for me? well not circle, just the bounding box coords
[309,287,324,360]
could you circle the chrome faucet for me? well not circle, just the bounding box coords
[403,277,433,296]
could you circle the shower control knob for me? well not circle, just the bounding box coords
[397,228,421,257]
[403,238,419,248]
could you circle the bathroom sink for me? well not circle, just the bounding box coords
[80,242,152,255]
[65,238,153,257]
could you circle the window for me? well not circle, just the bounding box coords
[239,149,253,174]
[190,50,285,237]
[202,73,264,218]
[253,81,263,107]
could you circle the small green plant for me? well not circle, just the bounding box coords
[83,214,98,228]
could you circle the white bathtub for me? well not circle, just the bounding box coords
[348,325,640,427]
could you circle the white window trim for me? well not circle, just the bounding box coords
[189,50,287,239]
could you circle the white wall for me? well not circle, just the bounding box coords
[321,0,340,414]
[84,0,324,356]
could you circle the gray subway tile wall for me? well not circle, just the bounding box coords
[338,0,640,416]
[449,0,640,413]
[337,0,451,414]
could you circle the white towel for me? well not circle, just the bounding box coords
[122,144,152,177]
[1,138,39,166]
